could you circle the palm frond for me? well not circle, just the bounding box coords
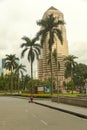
[21,48,28,58]
[34,46,41,55]
[55,29,63,44]
[33,49,39,60]
[58,20,65,25]
[22,36,31,42]
[20,43,28,48]
[48,31,54,50]
[27,49,32,62]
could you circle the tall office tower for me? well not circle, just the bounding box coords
[38,7,68,86]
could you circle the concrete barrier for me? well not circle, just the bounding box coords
[52,97,87,108]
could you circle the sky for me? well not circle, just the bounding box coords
[0,0,87,75]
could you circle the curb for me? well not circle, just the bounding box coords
[34,102,87,119]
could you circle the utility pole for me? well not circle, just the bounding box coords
[56,41,59,103]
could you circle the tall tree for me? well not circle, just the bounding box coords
[20,36,41,93]
[15,64,26,78]
[73,63,87,93]
[64,55,77,93]
[23,74,31,91]
[15,64,26,93]
[36,14,64,95]
[64,55,77,80]
[5,54,19,93]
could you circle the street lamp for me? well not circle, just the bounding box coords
[56,41,59,103]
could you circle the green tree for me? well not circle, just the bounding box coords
[64,55,77,93]
[15,64,26,93]
[0,73,5,90]
[64,55,77,80]
[22,74,31,91]
[5,54,19,93]
[74,63,87,80]
[68,81,75,94]
[20,36,41,93]
[36,14,64,95]
[73,63,87,93]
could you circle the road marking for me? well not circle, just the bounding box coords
[41,120,48,126]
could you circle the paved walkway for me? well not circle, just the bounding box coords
[34,100,87,119]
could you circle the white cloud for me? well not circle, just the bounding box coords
[69,42,87,64]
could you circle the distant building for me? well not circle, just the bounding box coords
[38,7,69,86]
[2,58,6,69]
[0,68,3,75]
[2,58,19,75]
[2,58,8,75]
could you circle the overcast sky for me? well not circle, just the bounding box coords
[0,0,87,75]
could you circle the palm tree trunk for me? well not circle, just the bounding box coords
[10,68,13,93]
[18,74,20,94]
[56,55,59,103]
[31,61,33,94]
[71,68,73,94]
[50,50,53,95]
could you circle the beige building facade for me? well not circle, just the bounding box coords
[38,7,69,86]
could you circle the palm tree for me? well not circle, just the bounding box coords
[64,55,77,93]
[23,74,31,91]
[15,64,26,76]
[64,55,77,80]
[5,54,19,93]
[36,14,64,95]
[15,64,26,93]
[20,36,41,93]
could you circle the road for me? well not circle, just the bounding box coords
[0,97,87,130]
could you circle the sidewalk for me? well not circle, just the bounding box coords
[34,99,87,119]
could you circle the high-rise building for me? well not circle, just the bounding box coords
[0,68,2,75]
[2,58,6,69]
[38,7,68,86]
[2,58,9,75]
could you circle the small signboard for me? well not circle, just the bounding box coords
[37,86,44,94]
[44,86,50,93]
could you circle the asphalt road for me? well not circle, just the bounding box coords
[0,97,87,130]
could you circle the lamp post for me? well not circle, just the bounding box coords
[56,41,59,103]
[85,79,87,94]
